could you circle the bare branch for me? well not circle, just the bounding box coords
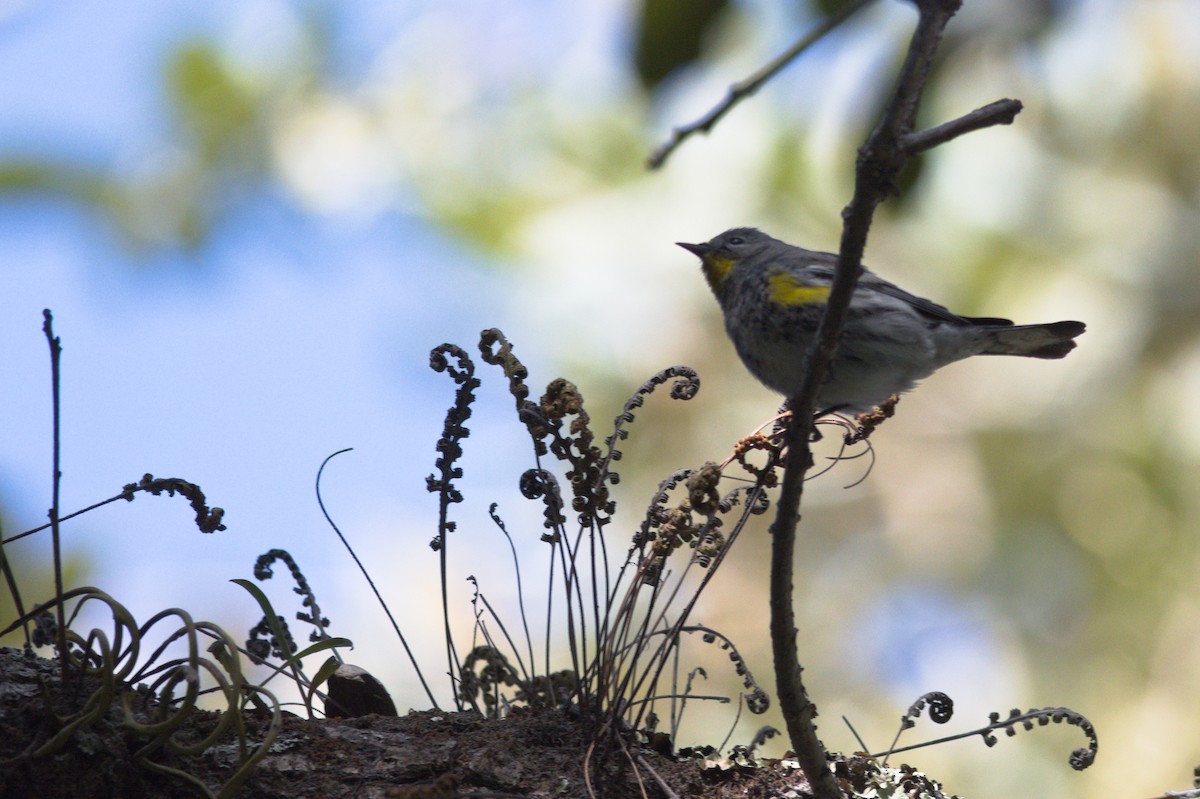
[768,2,976,797]
[899,98,1023,155]
[646,0,874,170]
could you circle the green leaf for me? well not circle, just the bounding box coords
[633,0,730,91]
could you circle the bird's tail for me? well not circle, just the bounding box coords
[974,320,1086,359]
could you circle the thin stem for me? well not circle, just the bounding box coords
[2,494,128,545]
[0,534,29,646]
[489,505,537,687]
[436,475,464,710]
[647,0,876,169]
[315,449,439,709]
[42,309,68,685]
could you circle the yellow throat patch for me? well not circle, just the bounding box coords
[702,255,735,291]
[768,271,832,307]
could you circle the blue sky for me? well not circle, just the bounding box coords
[0,1,552,710]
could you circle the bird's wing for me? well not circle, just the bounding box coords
[858,273,977,324]
[797,256,1005,327]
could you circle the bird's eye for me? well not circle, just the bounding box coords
[727,236,745,246]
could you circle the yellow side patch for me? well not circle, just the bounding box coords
[768,271,831,307]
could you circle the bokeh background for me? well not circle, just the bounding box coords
[2,1,1199,796]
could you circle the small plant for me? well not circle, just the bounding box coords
[873,691,1097,772]
[0,311,349,797]
[417,328,879,788]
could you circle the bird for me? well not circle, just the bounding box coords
[678,227,1086,414]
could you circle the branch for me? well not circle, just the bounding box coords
[42,309,68,685]
[899,98,1023,155]
[646,0,874,170]
[768,2,985,797]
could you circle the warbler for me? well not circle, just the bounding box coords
[678,227,1086,413]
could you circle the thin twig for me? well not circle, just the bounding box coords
[3,494,129,545]
[647,0,875,170]
[717,692,746,754]
[315,448,440,709]
[488,505,538,686]
[843,715,870,753]
[636,754,682,799]
[0,530,29,646]
[473,588,531,686]
[619,733,652,799]
[42,310,68,684]
[583,738,597,799]
[899,98,1023,155]
[625,486,763,733]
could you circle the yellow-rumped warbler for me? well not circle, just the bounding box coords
[678,227,1086,413]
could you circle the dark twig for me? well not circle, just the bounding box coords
[487,504,537,687]
[42,309,68,684]
[647,0,874,170]
[314,449,439,709]
[766,2,978,797]
[635,753,682,799]
[899,98,1023,155]
[4,495,142,545]
[0,528,29,646]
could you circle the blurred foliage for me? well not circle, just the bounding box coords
[0,31,319,251]
[168,42,263,167]
[632,0,729,89]
[3,1,1200,797]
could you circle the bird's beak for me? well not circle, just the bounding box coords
[676,241,708,257]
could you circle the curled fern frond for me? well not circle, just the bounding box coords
[120,474,227,533]
[458,644,520,715]
[878,694,1098,773]
[4,589,282,795]
[903,690,954,729]
[685,462,722,516]
[691,522,726,569]
[427,343,480,551]
[729,434,783,488]
[687,625,768,714]
[637,469,693,547]
[654,507,700,559]
[478,328,529,400]
[538,379,611,528]
[252,549,331,644]
[479,328,547,454]
[602,366,700,473]
[635,464,726,565]
[716,483,771,516]
[519,468,566,539]
[246,614,296,665]
[985,707,1098,770]
[429,341,478,387]
[844,394,900,444]
[748,725,780,757]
